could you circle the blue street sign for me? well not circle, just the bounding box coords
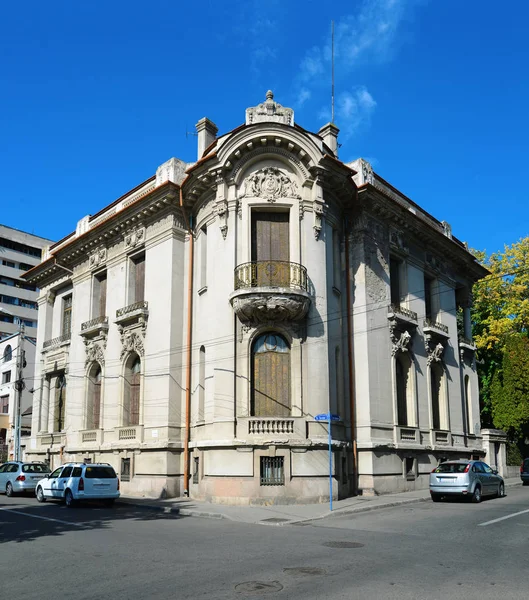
[315,413,340,422]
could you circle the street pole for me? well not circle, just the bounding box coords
[328,416,333,512]
[13,324,25,461]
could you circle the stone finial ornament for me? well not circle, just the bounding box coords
[246,91,294,126]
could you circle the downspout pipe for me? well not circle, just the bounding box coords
[181,186,194,497]
[344,192,358,496]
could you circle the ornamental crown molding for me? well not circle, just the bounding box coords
[240,167,300,202]
[124,225,145,251]
[246,90,294,126]
[89,246,107,270]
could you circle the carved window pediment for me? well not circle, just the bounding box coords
[388,305,417,356]
[240,167,300,202]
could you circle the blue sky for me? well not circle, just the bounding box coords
[1,0,528,255]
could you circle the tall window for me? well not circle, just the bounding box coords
[464,374,473,434]
[251,333,290,417]
[396,353,414,426]
[424,276,434,320]
[55,374,66,432]
[251,212,289,286]
[93,272,107,318]
[390,257,403,308]
[198,346,206,421]
[1,395,8,414]
[123,354,141,426]
[87,364,102,430]
[62,295,72,337]
[430,362,448,430]
[2,371,11,384]
[130,255,145,304]
[3,345,12,363]
[200,227,207,290]
[332,229,341,290]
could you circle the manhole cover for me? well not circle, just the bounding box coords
[283,567,326,576]
[235,581,283,594]
[260,518,290,523]
[322,541,364,549]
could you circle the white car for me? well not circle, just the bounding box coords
[36,462,120,507]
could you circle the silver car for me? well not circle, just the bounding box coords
[0,461,51,496]
[430,459,504,503]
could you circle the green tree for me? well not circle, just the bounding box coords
[490,334,529,442]
[472,238,529,426]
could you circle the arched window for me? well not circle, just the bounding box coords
[198,346,206,421]
[3,345,12,363]
[251,333,290,417]
[123,354,141,426]
[430,362,448,430]
[464,374,473,434]
[396,353,415,426]
[87,364,102,430]
[55,374,67,432]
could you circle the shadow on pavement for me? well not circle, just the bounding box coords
[0,498,189,545]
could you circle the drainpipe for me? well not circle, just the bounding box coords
[344,199,357,496]
[181,187,194,497]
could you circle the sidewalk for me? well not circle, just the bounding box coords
[117,477,522,526]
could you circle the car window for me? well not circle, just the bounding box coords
[84,466,116,479]
[49,467,63,479]
[473,463,485,473]
[60,466,73,478]
[0,465,6,473]
[434,463,468,474]
[72,467,82,477]
[481,463,493,474]
[9,464,19,473]
[22,464,51,474]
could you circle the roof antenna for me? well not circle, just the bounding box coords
[331,19,335,124]
[185,126,198,139]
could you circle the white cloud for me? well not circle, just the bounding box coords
[296,87,312,106]
[335,87,377,138]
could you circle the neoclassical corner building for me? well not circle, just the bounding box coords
[24,92,487,503]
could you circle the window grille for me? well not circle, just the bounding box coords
[260,456,284,486]
[121,458,131,482]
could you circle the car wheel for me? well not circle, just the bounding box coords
[431,493,442,503]
[523,481,529,486]
[64,489,76,508]
[5,482,14,497]
[471,485,482,503]
[497,482,505,498]
[104,499,115,508]
[36,486,46,503]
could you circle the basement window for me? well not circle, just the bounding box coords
[121,458,131,482]
[405,457,416,481]
[260,456,285,486]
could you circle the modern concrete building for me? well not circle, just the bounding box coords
[0,332,35,461]
[23,92,487,502]
[0,225,54,341]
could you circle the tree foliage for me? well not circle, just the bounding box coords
[471,237,529,427]
[490,334,529,439]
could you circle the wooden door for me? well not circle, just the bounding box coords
[251,212,289,286]
[252,334,291,417]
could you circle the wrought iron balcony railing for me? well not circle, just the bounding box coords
[43,333,71,349]
[388,304,418,321]
[116,300,148,319]
[234,261,308,291]
[81,316,108,331]
[424,318,449,334]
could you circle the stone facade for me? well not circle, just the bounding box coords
[23,92,487,503]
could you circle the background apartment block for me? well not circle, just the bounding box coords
[0,224,54,341]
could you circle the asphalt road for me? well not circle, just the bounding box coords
[1,486,528,600]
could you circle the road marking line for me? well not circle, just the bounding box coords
[478,508,529,527]
[0,507,84,527]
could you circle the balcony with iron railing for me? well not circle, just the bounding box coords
[115,300,149,329]
[42,332,71,350]
[229,261,311,326]
[80,315,109,339]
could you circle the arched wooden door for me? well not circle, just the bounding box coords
[251,334,291,417]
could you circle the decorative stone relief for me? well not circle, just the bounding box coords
[365,240,388,304]
[45,290,56,306]
[89,246,107,269]
[426,341,445,366]
[119,328,145,360]
[425,253,444,275]
[84,340,106,367]
[240,167,300,202]
[124,226,145,250]
[245,90,294,126]
[390,327,412,356]
[362,159,374,185]
[214,173,228,239]
[231,294,311,327]
[390,229,409,256]
[441,221,452,240]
